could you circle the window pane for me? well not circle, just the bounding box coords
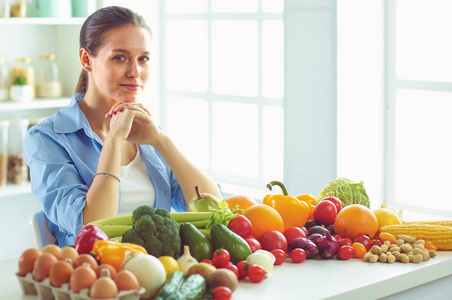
[263,106,284,182]
[212,101,259,178]
[211,0,257,13]
[396,0,452,82]
[395,89,452,210]
[263,21,284,99]
[167,97,209,169]
[166,0,208,13]
[166,20,208,92]
[262,0,283,12]
[212,21,258,97]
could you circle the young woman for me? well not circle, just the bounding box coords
[24,6,222,247]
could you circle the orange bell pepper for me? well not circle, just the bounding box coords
[92,240,147,271]
[263,181,309,230]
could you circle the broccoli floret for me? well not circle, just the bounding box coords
[122,205,181,258]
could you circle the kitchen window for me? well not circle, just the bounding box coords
[385,0,452,218]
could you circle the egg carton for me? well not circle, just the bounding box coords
[16,273,145,300]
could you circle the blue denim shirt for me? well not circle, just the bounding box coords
[23,93,188,247]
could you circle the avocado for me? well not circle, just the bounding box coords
[179,222,213,262]
[210,223,252,264]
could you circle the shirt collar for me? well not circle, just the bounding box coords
[53,93,88,134]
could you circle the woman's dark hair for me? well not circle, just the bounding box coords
[75,6,152,93]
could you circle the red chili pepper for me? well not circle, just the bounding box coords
[74,224,109,254]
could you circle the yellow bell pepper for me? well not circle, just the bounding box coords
[92,240,147,271]
[263,181,309,230]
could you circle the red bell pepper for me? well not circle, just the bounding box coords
[74,224,109,254]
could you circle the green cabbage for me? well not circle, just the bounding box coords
[317,177,370,208]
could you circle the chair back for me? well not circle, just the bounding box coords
[29,210,56,249]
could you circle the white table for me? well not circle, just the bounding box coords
[2,252,452,300]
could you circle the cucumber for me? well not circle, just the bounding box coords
[154,270,185,300]
[210,223,252,264]
[179,222,213,261]
[166,274,206,300]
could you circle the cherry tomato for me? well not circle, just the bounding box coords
[352,242,367,259]
[270,249,286,265]
[371,239,382,247]
[213,286,232,300]
[283,227,306,244]
[425,241,437,251]
[227,215,253,238]
[354,234,372,251]
[338,245,355,260]
[247,264,266,283]
[224,262,239,279]
[320,196,342,213]
[259,230,288,252]
[212,248,230,268]
[245,237,262,253]
[236,260,248,279]
[379,232,397,244]
[200,258,214,265]
[339,237,353,248]
[334,234,343,243]
[313,200,337,226]
[290,248,307,263]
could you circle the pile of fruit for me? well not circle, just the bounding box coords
[16,178,451,300]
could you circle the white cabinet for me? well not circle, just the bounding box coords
[0,17,83,196]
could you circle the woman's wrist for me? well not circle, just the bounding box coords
[152,133,171,153]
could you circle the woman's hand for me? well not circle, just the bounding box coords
[106,102,163,146]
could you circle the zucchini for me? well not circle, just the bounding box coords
[166,274,206,300]
[154,270,185,300]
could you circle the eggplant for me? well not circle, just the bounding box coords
[289,237,318,258]
[304,219,321,230]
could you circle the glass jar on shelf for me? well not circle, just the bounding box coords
[7,118,29,185]
[0,58,8,101]
[10,57,34,102]
[36,54,62,98]
[10,0,26,17]
[0,120,8,187]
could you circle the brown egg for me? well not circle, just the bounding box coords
[58,246,79,263]
[95,264,117,279]
[41,244,61,258]
[73,253,98,269]
[70,265,97,293]
[90,277,118,299]
[18,248,41,276]
[49,260,74,287]
[33,252,58,282]
[115,270,140,291]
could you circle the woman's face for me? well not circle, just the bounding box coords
[88,25,152,104]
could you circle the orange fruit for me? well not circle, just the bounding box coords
[225,195,258,212]
[334,204,379,240]
[244,204,284,240]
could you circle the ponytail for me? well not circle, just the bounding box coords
[75,69,88,94]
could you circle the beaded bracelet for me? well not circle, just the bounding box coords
[94,172,121,183]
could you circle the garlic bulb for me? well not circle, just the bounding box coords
[177,246,198,275]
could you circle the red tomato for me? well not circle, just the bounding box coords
[212,248,230,268]
[339,238,353,248]
[313,200,337,226]
[354,234,372,251]
[320,196,342,213]
[227,215,253,238]
[224,262,239,279]
[247,264,266,283]
[200,259,213,265]
[236,260,248,279]
[245,237,262,253]
[259,230,288,252]
[334,234,343,243]
[290,248,307,263]
[270,249,286,265]
[283,227,306,244]
[338,245,355,260]
[213,286,232,300]
[371,239,382,247]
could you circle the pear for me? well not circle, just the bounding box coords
[188,186,221,212]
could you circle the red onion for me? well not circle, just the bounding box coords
[289,237,318,258]
[317,231,339,259]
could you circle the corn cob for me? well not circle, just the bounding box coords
[380,223,452,250]
[402,220,452,227]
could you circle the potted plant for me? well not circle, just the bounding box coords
[10,76,33,102]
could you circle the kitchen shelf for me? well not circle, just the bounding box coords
[0,98,71,119]
[0,17,85,25]
[0,183,31,197]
